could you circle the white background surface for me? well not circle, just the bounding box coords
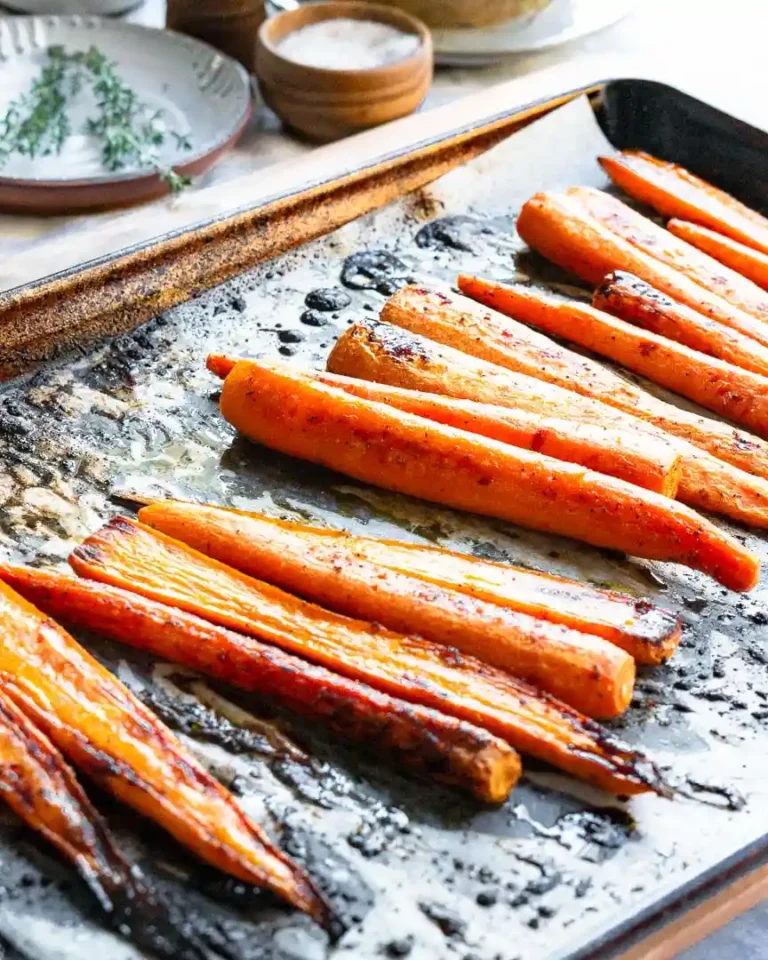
[1,0,767,277]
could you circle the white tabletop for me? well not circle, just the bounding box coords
[1,0,766,284]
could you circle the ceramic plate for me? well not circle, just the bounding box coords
[434,0,637,65]
[0,1,143,12]
[0,15,252,212]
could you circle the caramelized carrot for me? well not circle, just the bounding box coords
[599,151,768,256]
[594,271,768,377]
[0,565,519,803]
[318,371,681,496]
[344,537,680,664]
[70,517,671,796]
[328,321,768,530]
[139,499,679,666]
[0,579,336,933]
[208,354,682,496]
[567,187,768,324]
[668,220,768,291]
[14,691,297,958]
[138,499,637,716]
[0,688,132,912]
[516,191,768,347]
[460,277,768,439]
[0,690,222,960]
[423,275,768,480]
[215,358,756,590]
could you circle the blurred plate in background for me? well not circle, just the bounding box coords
[0,16,252,212]
[434,0,637,65]
[0,1,142,11]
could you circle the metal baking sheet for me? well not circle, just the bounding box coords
[0,94,766,960]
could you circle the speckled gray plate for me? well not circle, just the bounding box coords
[0,16,252,212]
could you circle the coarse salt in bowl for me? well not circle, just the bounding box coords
[277,17,422,71]
[256,1,433,143]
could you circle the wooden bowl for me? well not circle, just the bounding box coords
[167,0,266,69]
[372,0,553,29]
[256,1,433,143]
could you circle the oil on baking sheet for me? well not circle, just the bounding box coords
[0,98,765,960]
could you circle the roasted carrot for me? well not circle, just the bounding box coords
[130,492,682,665]
[215,357,756,590]
[342,537,681,664]
[594,271,768,377]
[516,191,768,348]
[138,499,637,715]
[599,151,768,256]
[0,688,134,914]
[139,499,679,667]
[327,319,648,420]
[328,321,768,530]
[407,277,768,481]
[0,689,218,960]
[316,371,682,496]
[70,517,671,796]
[0,579,336,933]
[208,355,681,496]
[0,565,519,804]
[460,276,768,439]
[668,220,768,291]
[567,187,768,325]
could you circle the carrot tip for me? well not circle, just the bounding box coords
[207,354,238,379]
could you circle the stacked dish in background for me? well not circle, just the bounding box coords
[375,0,553,28]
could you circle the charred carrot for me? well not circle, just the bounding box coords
[567,187,768,325]
[215,358,756,590]
[328,321,768,531]
[327,319,647,420]
[516,191,768,348]
[139,498,679,667]
[138,499,637,716]
[208,355,682,496]
[0,579,336,933]
[0,688,133,918]
[70,517,671,796]
[0,689,218,960]
[668,220,768,291]
[460,277,768,439]
[0,565,519,803]
[594,272,768,377]
[599,151,768,256]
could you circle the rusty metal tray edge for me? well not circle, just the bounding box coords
[2,58,763,381]
[569,835,768,959]
[0,69,618,380]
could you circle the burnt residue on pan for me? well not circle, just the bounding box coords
[0,180,766,960]
[415,215,497,253]
[340,250,414,297]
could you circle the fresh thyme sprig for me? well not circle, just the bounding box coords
[78,46,192,192]
[0,45,193,192]
[0,45,86,165]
